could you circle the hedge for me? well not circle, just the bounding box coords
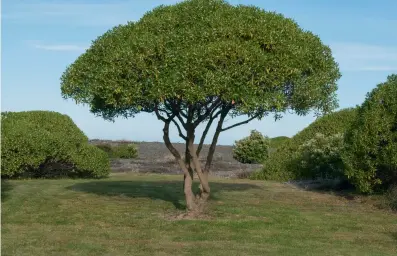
[1,111,110,178]
[343,74,397,193]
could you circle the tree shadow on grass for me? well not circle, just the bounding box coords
[1,180,13,202]
[287,179,359,201]
[67,180,260,210]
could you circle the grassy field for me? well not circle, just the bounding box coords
[1,173,397,256]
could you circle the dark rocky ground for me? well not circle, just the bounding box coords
[89,140,262,178]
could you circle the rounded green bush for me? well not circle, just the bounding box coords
[1,111,110,179]
[233,130,270,164]
[252,108,358,181]
[343,74,397,193]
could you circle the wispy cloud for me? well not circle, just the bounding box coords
[330,42,397,72]
[3,0,182,27]
[33,44,88,52]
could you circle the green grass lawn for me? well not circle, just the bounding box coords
[2,173,396,256]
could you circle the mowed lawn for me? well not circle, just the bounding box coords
[1,173,397,256]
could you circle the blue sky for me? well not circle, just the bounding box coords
[2,0,397,145]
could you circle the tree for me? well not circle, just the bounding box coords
[60,0,340,213]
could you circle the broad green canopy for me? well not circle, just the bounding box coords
[61,0,340,121]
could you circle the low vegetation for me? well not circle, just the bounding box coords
[232,130,270,164]
[96,143,138,159]
[2,173,396,256]
[1,111,110,179]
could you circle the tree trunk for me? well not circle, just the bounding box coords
[186,127,211,202]
[161,120,197,211]
[198,110,228,196]
[183,171,195,211]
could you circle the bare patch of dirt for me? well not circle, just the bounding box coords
[90,140,263,178]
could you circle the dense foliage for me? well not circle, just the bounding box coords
[96,143,138,159]
[61,0,340,122]
[343,74,397,193]
[252,108,358,181]
[1,111,110,178]
[298,133,345,180]
[233,130,270,164]
[269,136,290,149]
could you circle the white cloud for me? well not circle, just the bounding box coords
[329,42,397,72]
[33,44,88,52]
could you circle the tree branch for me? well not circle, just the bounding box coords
[154,106,169,122]
[161,120,191,177]
[220,114,260,132]
[176,114,187,129]
[204,107,230,172]
[194,98,222,127]
[196,109,222,156]
[170,118,187,141]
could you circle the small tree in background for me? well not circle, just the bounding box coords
[233,130,270,164]
[60,0,340,214]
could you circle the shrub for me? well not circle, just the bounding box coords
[252,108,358,181]
[112,143,138,159]
[71,144,111,178]
[233,130,270,164]
[1,111,110,179]
[343,74,397,193]
[298,133,345,180]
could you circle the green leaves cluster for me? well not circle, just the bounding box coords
[61,0,340,121]
[1,111,110,179]
[343,74,397,193]
[233,130,270,164]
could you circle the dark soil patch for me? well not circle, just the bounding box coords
[89,140,262,178]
